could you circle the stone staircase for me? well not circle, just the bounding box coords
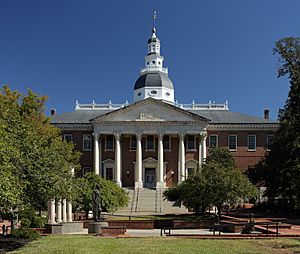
[115,188,187,215]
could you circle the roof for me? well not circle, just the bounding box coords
[134,72,174,90]
[51,106,276,125]
[189,110,276,124]
[51,110,112,124]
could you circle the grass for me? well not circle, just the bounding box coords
[11,236,300,254]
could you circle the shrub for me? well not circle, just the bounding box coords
[11,228,41,239]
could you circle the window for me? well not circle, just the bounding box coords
[130,135,137,150]
[228,135,237,151]
[146,135,155,150]
[209,135,218,147]
[147,62,149,65]
[267,134,274,148]
[187,168,194,177]
[105,168,113,180]
[152,61,155,64]
[158,61,161,65]
[137,92,141,96]
[166,92,170,96]
[83,134,92,151]
[105,135,114,150]
[63,134,73,142]
[150,90,157,94]
[82,167,91,175]
[163,135,171,150]
[248,135,256,151]
[187,135,196,150]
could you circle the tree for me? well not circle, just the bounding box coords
[164,147,257,219]
[262,37,300,209]
[74,173,128,218]
[0,85,81,216]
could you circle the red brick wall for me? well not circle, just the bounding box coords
[62,130,274,185]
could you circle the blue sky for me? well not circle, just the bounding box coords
[1,0,300,119]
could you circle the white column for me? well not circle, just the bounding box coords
[62,199,67,223]
[56,199,62,223]
[157,133,165,188]
[48,199,56,224]
[114,133,122,187]
[93,133,100,175]
[201,131,207,164]
[135,133,143,188]
[199,135,203,168]
[67,201,72,222]
[178,134,185,182]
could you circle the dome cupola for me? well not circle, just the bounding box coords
[133,11,175,104]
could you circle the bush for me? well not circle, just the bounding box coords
[11,228,41,239]
[30,216,47,228]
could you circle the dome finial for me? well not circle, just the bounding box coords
[152,10,157,33]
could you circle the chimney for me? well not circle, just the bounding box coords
[264,108,269,120]
[50,108,56,116]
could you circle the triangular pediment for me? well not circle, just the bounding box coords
[91,98,209,123]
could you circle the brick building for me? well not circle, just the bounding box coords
[51,25,278,189]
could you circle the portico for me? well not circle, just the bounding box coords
[90,98,209,189]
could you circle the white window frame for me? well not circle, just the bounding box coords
[247,135,256,151]
[186,135,196,151]
[163,135,171,151]
[63,134,73,142]
[105,135,114,151]
[209,134,218,148]
[146,135,155,151]
[130,135,137,151]
[228,135,237,151]
[103,159,114,180]
[83,134,92,151]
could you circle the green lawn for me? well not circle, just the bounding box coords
[11,236,300,254]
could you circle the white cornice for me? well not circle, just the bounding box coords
[52,123,93,130]
[207,123,278,131]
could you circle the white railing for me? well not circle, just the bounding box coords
[75,100,129,110]
[75,100,229,111]
[140,66,168,74]
[175,100,229,111]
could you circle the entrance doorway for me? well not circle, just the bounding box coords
[145,168,156,188]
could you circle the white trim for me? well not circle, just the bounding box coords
[82,134,92,151]
[102,159,114,180]
[186,135,196,151]
[209,134,218,148]
[145,135,155,151]
[247,134,257,151]
[105,134,114,151]
[63,134,73,142]
[228,134,237,151]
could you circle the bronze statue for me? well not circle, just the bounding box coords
[92,184,102,222]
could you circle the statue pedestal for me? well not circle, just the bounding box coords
[88,221,108,234]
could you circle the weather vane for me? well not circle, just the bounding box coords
[153,10,157,28]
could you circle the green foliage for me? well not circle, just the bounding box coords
[74,173,128,215]
[0,85,81,215]
[259,37,300,209]
[11,227,41,240]
[19,207,47,228]
[164,147,257,216]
